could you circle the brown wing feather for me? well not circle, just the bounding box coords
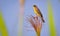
[36,7,43,17]
[36,7,45,23]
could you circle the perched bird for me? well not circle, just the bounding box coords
[33,5,45,23]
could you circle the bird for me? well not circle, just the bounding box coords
[33,5,45,23]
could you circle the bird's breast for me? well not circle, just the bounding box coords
[34,10,40,16]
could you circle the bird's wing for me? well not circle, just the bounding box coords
[37,8,45,22]
[36,7,43,17]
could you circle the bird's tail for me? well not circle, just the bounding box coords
[41,17,45,23]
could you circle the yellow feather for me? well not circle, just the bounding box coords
[33,7,41,17]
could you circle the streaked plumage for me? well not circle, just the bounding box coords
[33,5,45,23]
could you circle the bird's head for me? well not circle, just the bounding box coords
[33,5,36,7]
[33,5,37,8]
[33,5,37,10]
